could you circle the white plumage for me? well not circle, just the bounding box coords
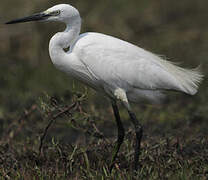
[7,4,203,103]
[71,32,203,102]
[6,4,204,170]
[43,4,203,105]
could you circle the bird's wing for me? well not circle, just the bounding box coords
[73,32,202,94]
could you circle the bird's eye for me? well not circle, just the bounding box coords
[50,10,61,16]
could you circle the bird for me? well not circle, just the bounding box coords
[6,4,203,171]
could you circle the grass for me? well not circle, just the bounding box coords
[0,92,208,179]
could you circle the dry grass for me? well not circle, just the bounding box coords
[0,93,208,179]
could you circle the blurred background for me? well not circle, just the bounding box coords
[0,0,208,143]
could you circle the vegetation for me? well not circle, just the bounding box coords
[0,0,208,179]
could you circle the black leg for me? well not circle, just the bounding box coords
[110,101,125,172]
[128,110,143,171]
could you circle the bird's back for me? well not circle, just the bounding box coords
[72,32,203,103]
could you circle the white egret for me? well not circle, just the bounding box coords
[6,4,203,171]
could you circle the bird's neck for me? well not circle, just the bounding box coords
[49,18,81,65]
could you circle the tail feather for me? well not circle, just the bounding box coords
[157,57,204,95]
[177,65,203,95]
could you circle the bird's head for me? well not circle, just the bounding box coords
[6,4,80,25]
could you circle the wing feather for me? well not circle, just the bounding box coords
[73,32,203,95]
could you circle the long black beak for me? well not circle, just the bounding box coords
[5,12,51,24]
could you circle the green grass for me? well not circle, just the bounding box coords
[0,93,208,179]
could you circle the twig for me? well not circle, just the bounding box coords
[92,122,108,142]
[38,102,77,156]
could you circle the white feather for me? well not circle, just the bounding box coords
[45,4,203,104]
